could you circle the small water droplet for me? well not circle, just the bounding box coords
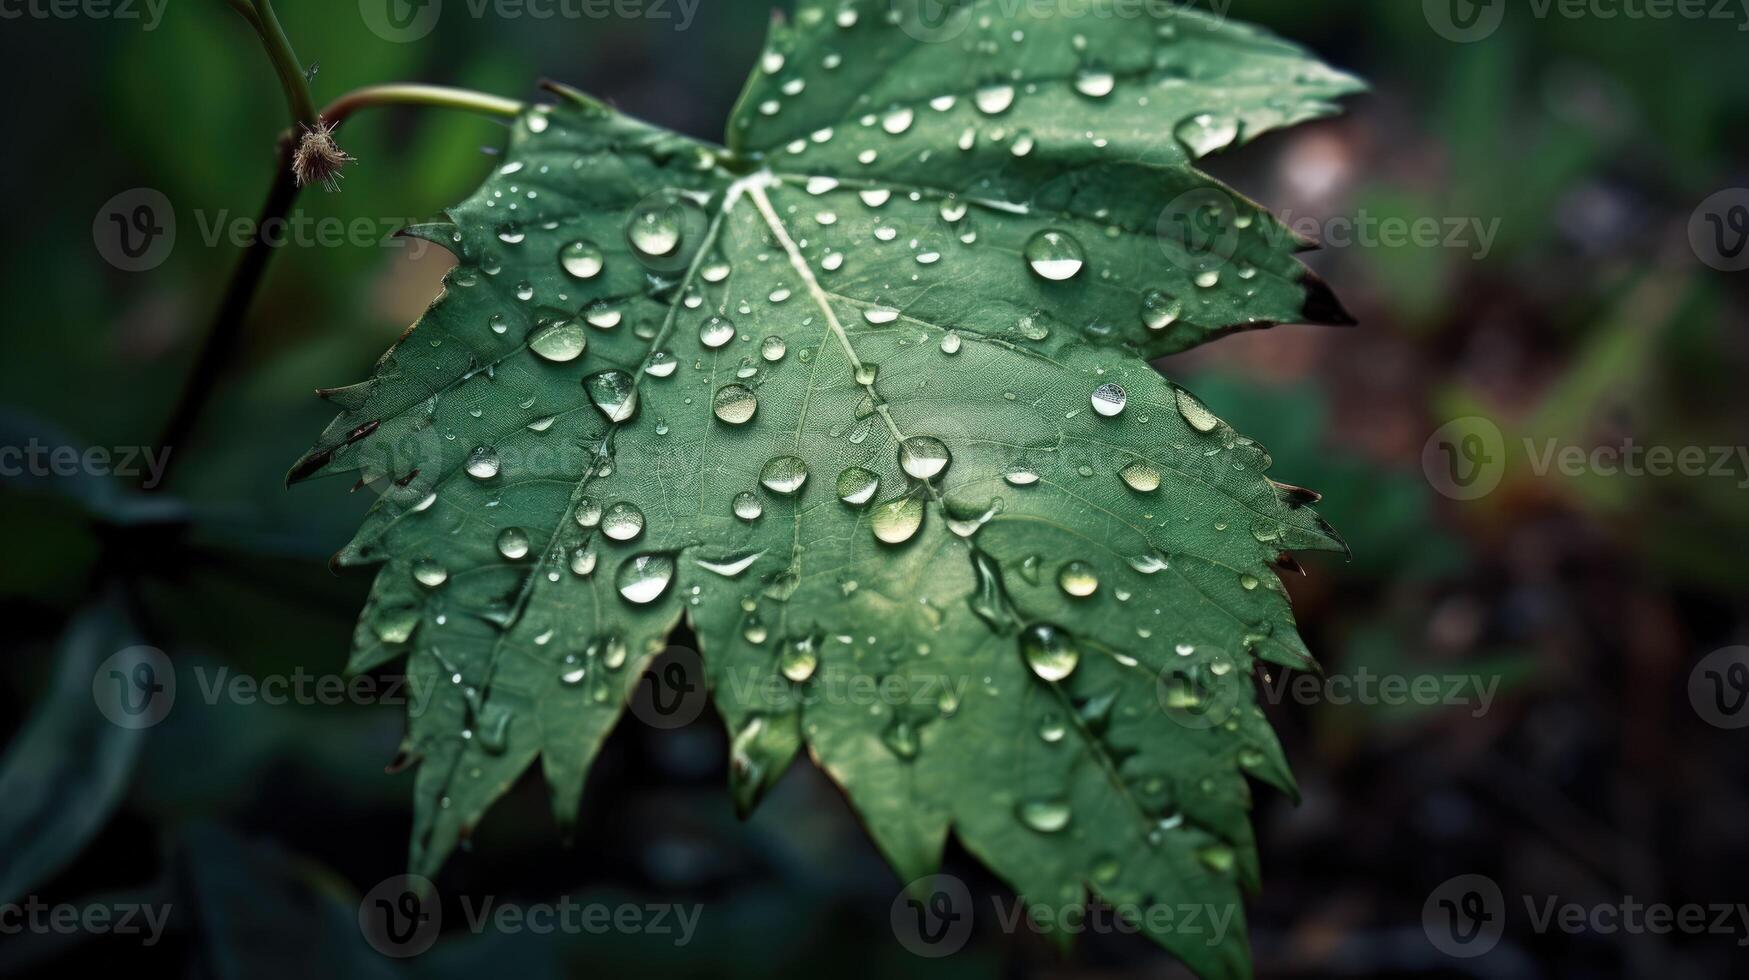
[616,553,675,604]
[627,203,682,257]
[733,491,763,521]
[1025,230,1085,281]
[899,436,950,480]
[700,316,736,349]
[559,240,603,279]
[1016,798,1072,833]
[602,502,644,541]
[586,370,638,422]
[496,527,531,560]
[760,455,809,495]
[1119,460,1161,492]
[712,383,758,425]
[1020,623,1078,681]
[1091,382,1127,417]
[466,446,501,480]
[836,467,880,505]
[528,317,586,362]
[1058,561,1099,598]
[871,496,924,544]
[412,559,448,587]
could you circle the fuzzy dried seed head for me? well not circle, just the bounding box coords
[292,120,354,192]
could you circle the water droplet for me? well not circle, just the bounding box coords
[1073,67,1115,98]
[1025,230,1085,281]
[1017,798,1072,833]
[569,546,598,576]
[1119,460,1161,492]
[835,467,880,506]
[733,491,763,521]
[863,306,899,325]
[899,436,950,480]
[374,607,418,644]
[712,383,758,425]
[496,527,531,560]
[759,455,809,495]
[627,203,682,256]
[1038,715,1067,743]
[586,370,638,422]
[574,498,603,527]
[1004,467,1039,486]
[696,550,764,578]
[559,240,603,279]
[1091,382,1127,417]
[412,559,448,587]
[975,83,1016,114]
[760,336,787,361]
[882,718,919,759]
[700,315,736,349]
[645,351,678,377]
[1141,289,1182,331]
[881,106,915,134]
[528,317,586,362]
[602,502,644,541]
[1196,844,1236,874]
[1020,623,1079,681]
[456,443,504,485]
[871,496,924,544]
[1239,573,1260,591]
[1173,112,1240,157]
[1057,561,1099,598]
[939,332,962,354]
[583,301,621,329]
[1173,386,1221,433]
[779,631,821,683]
[616,553,675,604]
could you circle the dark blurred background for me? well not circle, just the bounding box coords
[2,1,1747,977]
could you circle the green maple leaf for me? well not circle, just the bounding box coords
[291,3,1360,976]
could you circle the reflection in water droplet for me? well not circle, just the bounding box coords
[627,203,682,256]
[696,550,764,578]
[586,370,638,422]
[466,446,501,480]
[1141,289,1182,331]
[496,527,531,560]
[616,553,675,604]
[569,546,598,576]
[759,455,809,495]
[602,502,644,541]
[1173,386,1222,433]
[871,496,924,544]
[700,316,736,349]
[975,83,1016,114]
[1120,460,1161,492]
[760,336,787,361]
[778,632,820,682]
[1091,382,1127,417]
[560,240,603,279]
[836,467,880,505]
[899,436,950,480]
[712,383,758,425]
[1074,67,1115,98]
[529,318,586,362]
[412,559,448,588]
[1058,561,1099,597]
[1021,623,1079,681]
[1174,112,1240,157]
[732,491,763,521]
[1024,230,1085,281]
[1017,798,1072,833]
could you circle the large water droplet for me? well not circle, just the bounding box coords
[570,545,598,576]
[601,501,644,541]
[559,240,603,279]
[836,467,880,505]
[1025,230,1085,281]
[466,446,501,480]
[412,559,448,588]
[1016,798,1072,833]
[1173,386,1221,433]
[1173,112,1240,157]
[529,317,586,362]
[899,436,950,480]
[1073,67,1115,98]
[700,316,736,349]
[778,632,820,682]
[496,527,531,560]
[1020,623,1079,682]
[1119,460,1161,492]
[586,370,638,422]
[627,203,682,256]
[871,496,924,544]
[1141,289,1182,331]
[1057,561,1099,598]
[712,383,758,425]
[616,553,675,604]
[759,455,809,495]
[975,83,1015,114]
[1091,382,1127,417]
[732,491,763,521]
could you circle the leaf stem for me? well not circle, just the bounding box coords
[149,74,525,489]
[247,0,319,128]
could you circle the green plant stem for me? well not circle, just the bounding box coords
[149,84,525,490]
[247,0,318,128]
